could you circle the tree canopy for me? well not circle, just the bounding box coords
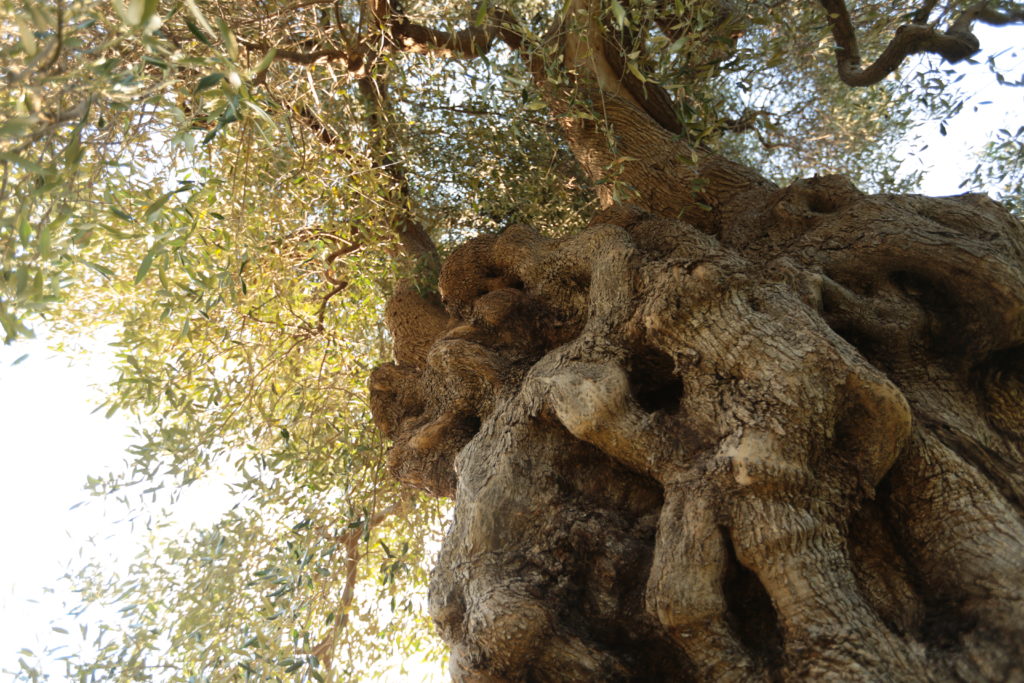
[2,0,1023,680]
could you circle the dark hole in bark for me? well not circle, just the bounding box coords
[627,347,682,413]
[970,344,1024,440]
[890,270,958,350]
[971,345,1024,385]
[890,270,928,298]
[823,269,876,298]
[920,595,977,649]
[722,528,784,669]
[461,413,482,435]
[808,193,838,214]
[482,268,524,294]
[818,315,880,363]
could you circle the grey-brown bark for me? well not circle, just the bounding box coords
[370,102,1024,677]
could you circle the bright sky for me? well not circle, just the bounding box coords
[0,23,1021,681]
[0,331,137,677]
[909,25,1023,196]
[0,330,242,679]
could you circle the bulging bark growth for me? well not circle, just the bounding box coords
[367,7,1024,675]
[371,159,1024,678]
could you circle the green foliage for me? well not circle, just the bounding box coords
[970,125,1024,214]
[1,0,1020,679]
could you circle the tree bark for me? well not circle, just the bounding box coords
[368,49,1024,680]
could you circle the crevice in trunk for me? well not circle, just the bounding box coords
[721,528,784,671]
[628,346,682,414]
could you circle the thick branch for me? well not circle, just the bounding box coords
[911,0,941,23]
[391,18,505,58]
[600,33,684,134]
[820,0,984,86]
[357,77,440,272]
[216,6,519,88]
[495,0,771,229]
[237,19,504,70]
[239,38,364,69]
[975,2,1024,24]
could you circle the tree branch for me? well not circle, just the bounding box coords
[238,37,366,70]
[911,0,941,23]
[601,28,684,134]
[291,101,347,147]
[203,7,518,86]
[1,96,92,155]
[819,0,988,86]
[309,498,409,671]
[357,76,440,273]
[975,2,1024,25]
[40,0,65,74]
[391,18,501,58]
[721,108,773,133]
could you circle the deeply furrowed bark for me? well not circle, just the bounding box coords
[368,53,1024,679]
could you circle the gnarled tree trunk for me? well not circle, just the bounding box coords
[369,62,1024,681]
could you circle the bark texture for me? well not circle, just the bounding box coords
[369,93,1024,680]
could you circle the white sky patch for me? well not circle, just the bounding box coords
[0,331,135,675]
[0,330,238,678]
[902,24,1023,196]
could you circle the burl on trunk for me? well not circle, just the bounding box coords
[370,110,1024,679]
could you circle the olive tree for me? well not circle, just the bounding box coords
[3,0,1024,680]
